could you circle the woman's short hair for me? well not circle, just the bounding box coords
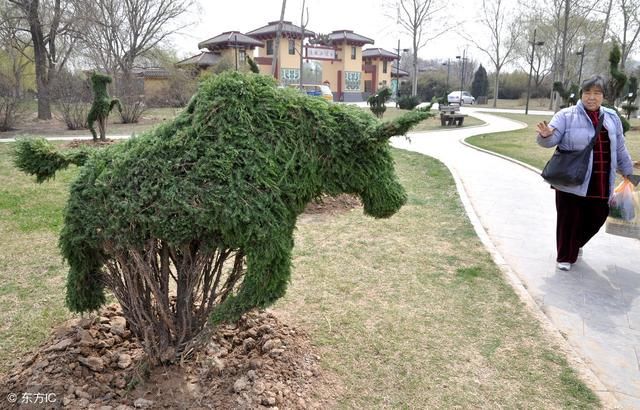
[580,75,606,95]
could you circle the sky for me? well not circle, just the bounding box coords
[172,0,480,64]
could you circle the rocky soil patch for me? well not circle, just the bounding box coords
[0,306,331,409]
[303,194,361,214]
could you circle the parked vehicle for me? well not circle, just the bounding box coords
[447,91,475,105]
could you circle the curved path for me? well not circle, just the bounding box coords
[392,107,640,409]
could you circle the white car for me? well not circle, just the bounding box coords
[447,91,475,105]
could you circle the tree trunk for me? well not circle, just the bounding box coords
[493,71,499,108]
[412,37,418,97]
[24,0,52,119]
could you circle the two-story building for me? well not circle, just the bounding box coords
[246,21,315,83]
[178,21,402,102]
[362,48,398,96]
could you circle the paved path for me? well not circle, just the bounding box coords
[0,135,131,143]
[393,108,640,409]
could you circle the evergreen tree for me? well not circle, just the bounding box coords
[471,65,489,98]
[247,56,260,74]
[605,43,630,132]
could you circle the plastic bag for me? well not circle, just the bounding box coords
[609,179,637,221]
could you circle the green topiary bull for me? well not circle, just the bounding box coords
[15,71,431,363]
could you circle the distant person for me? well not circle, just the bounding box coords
[536,75,634,271]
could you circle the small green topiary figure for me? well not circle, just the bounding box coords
[87,72,122,141]
[15,71,432,363]
[367,87,392,118]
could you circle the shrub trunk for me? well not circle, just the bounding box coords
[102,239,245,364]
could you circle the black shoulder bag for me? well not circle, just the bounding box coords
[540,113,604,186]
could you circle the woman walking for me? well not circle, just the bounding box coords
[536,75,634,271]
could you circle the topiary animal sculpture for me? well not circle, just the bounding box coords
[367,87,392,118]
[15,71,432,363]
[87,72,122,141]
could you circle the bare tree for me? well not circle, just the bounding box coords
[78,0,193,122]
[611,0,640,69]
[392,0,452,97]
[7,0,80,119]
[81,0,193,75]
[271,0,286,77]
[522,0,598,110]
[595,0,613,69]
[0,3,33,97]
[463,0,521,107]
[513,15,555,93]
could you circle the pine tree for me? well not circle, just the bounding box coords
[471,65,489,99]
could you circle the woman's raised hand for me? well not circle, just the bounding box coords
[536,121,554,138]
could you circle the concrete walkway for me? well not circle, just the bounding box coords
[392,108,640,409]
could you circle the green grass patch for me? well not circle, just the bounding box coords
[467,112,640,170]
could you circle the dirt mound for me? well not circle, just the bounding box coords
[0,306,330,409]
[304,194,361,214]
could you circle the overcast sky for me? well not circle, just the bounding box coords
[172,0,479,63]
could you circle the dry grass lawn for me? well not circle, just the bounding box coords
[0,129,600,408]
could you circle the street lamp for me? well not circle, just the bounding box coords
[442,58,450,98]
[576,45,585,86]
[525,29,545,115]
[394,40,409,107]
[455,49,467,105]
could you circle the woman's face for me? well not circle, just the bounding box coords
[581,86,604,111]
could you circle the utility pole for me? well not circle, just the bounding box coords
[394,41,409,107]
[442,59,450,99]
[456,49,467,105]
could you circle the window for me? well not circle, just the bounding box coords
[266,40,274,55]
[351,46,356,60]
[288,39,295,55]
[239,50,246,64]
[383,60,387,74]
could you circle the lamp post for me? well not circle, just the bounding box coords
[576,45,585,86]
[525,29,544,115]
[442,58,450,99]
[394,41,409,107]
[455,49,467,105]
[395,39,400,106]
